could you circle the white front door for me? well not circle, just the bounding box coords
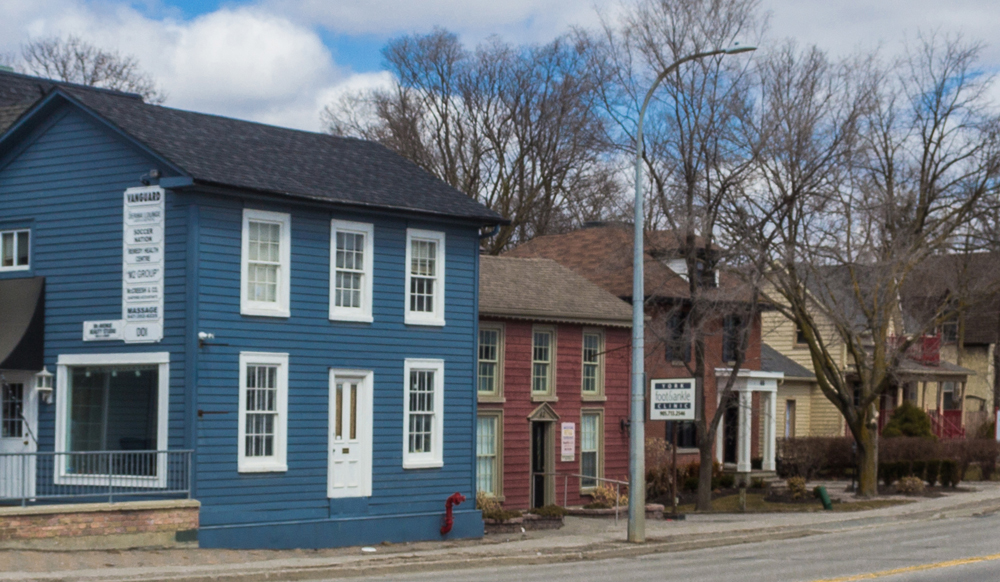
[328,370,372,498]
[0,372,37,499]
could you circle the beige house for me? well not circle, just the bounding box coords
[762,274,977,439]
[761,310,845,438]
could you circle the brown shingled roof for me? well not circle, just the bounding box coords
[504,224,749,302]
[479,256,632,327]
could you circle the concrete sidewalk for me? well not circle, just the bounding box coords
[4,482,1000,582]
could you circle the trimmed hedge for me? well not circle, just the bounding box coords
[777,436,999,487]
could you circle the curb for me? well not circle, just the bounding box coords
[8,497,1000,582]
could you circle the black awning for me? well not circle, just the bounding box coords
[0,277,44,371]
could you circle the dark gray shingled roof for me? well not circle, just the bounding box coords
[760,343,814,379]
[479,256,633,327]
[0,70,503,223]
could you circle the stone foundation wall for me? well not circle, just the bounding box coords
[0,499,199,549]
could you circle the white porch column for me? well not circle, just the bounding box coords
[737,390,753,473]
[715,390,724,465]
[715,415,724,465]
[762,391,777,472]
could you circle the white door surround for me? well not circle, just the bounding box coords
[328,369,373,498]
[0,370,38,499]
[714,370,782,473]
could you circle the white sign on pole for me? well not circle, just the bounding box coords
[650,378,696,421]
[122,186,165,343]
[561,422,575,462]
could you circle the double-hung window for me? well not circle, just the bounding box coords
[582,330,604,398]
[476,412,503,497]
[330,220,374,322]
[580,411,602,490]
[478,324,504,399]
[405,229,445,325]
[531,327,555,398]
[238,352,289,473]
[241,209,291,317]
[0,229,29,271]
[403,359,444,469]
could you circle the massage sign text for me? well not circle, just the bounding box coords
[84,186,165,343]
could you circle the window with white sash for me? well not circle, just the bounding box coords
[241,209,291,317]
[478,323,504,399]
[0,229,29,271]
[582,330,604,398]
[531,326,555,398]
[238,352,289,472]
[403,359,444,468]
[405,229,445,325]
[476,411,503,497]
[329,220,374,322]
[580,411,603,490]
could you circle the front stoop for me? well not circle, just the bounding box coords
[0,499,200,550]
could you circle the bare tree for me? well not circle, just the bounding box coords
[19,35,165,104]
[728,34,1000,496]
[323,29,621,253]
[587,0,765,510]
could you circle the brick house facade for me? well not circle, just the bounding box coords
[477,256,632,508]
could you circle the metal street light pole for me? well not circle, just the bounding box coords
[628,44,757,544]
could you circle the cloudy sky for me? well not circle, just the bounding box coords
[2,0,997,131]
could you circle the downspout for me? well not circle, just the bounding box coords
[183,199,200,498]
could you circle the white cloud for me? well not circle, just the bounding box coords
[762,0,1000,62]
[0,0,375,131]
[264,0,613,44]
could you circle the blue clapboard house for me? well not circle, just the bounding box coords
[0,70,503,548]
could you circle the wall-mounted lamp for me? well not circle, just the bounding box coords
[35,367,54,404]
[619,418,631,437]
[198,331,228,348]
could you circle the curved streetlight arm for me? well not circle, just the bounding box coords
[628,45,755,544]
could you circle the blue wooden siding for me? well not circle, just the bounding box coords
[193,197,479,528]
[0,104,189,456]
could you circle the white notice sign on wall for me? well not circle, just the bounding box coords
[561,422,575,462]
[83,320,123,341]
[122,186,165,343]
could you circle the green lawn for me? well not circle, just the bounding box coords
[676,493,911,513]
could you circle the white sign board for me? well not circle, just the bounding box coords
[83,320,123,341]
[650,378,696,421]
[122,186,165,343]
[561,422,575,462]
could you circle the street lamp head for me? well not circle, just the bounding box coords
[724,44,757,55]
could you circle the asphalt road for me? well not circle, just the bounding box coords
[344,511,1000,582]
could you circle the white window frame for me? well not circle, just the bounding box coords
[404,229,445,326]
[238,352,290,473]
[477,322,505,401]
[241,209,292,318]
[531,326,556,399]
[403,358,445,469]
[54,352,170,488]
[580,409,604,492]
[581,329,605,399]
[0,228,30,271]
[329,220,374,323]
[476,410,503,498]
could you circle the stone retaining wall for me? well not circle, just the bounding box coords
[0,499,199,549]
